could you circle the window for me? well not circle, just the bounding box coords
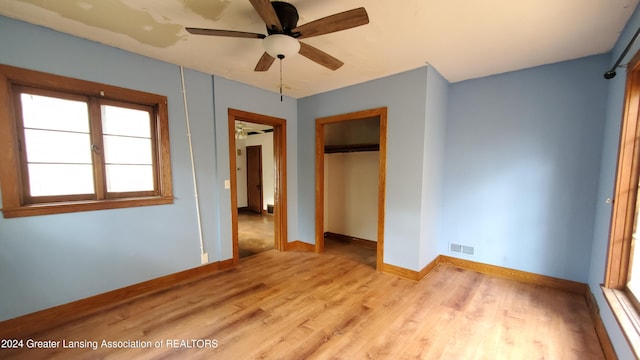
[603,51,640,356]
[0,65,172,218]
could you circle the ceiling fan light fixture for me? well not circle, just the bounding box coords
[235,126,248,140]
[263,34,300,59]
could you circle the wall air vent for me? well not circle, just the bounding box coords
[449,243,474,256]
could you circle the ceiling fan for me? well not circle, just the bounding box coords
[235,122,271,139]
[185,0,369,72]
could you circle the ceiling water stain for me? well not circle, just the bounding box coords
[17,0,184,48]
[183,0,230,22]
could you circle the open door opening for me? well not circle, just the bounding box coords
[245,145,263,214]
[229,109,287,265]
[315,107,387,271]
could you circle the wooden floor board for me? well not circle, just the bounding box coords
[1,250,605,359]
[238,211,274,258]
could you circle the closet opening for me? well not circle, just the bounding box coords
[315,107,387,270]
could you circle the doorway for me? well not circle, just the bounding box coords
[246,145,263,214]
[228,108,287,265]
[315,107,387,270]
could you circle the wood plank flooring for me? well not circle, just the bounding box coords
[1,250,604,359]
[324,234,377,269]
[238,211,274,258]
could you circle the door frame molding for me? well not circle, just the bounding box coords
[315,107,387,270]
[228,108,287,265]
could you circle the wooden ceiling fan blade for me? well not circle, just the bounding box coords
[254,52,276,71]
[293,8,368,39]
[186,27,265,39]
[299,42,343,70]
[249,0,283,32]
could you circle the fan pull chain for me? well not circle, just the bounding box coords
[278,55,284,102]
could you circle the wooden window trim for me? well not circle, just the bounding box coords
[604,50,640,359]
[0,64,173,218]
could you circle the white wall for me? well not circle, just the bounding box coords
[324,151,379,241]
[236,132,275,210]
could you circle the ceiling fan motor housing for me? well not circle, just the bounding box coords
[269,1,299,35]
[186,0,369,72]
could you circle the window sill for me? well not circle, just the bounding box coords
[1,196,173,218]
[601,286,640,359]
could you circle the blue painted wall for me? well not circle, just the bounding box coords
[420,66,449,268]
[211,77,298,260]
[0,9,637,356]
[587,4,640,359]
[0,15,300,321]
[442,55,609,283]
[298,66,447,271]
[0,16,220,320]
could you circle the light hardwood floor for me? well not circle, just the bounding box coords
[1,250,604,359]
[324,235,377,269]
[238,211,274,258]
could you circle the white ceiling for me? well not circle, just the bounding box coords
[1,0,637,98]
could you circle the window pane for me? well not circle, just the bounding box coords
[28,164,94,196]
[103,135,152,165]
[24,129,92,164]
[101,105,151,137]
[20,92,94,197]
[101,104,155,194]
[629,236,639,295]
[106,165,154,192]
[21,93,89,132]
[629,180,640,296]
